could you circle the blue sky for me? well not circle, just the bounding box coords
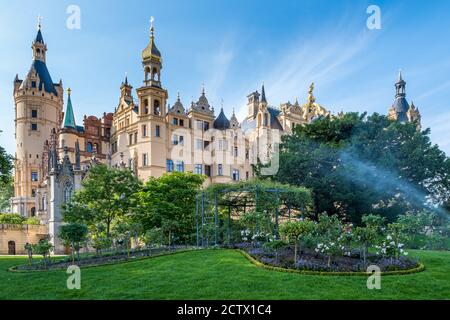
[1,0,449,155]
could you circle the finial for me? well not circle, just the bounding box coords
[307,82,315,104]
[232,107,235,116]
[150,16,155,38]
[124,72,128,85]
[177,91,180,101]
[201,82,205,95]
[67,87,72,96]
[37,15,42,30]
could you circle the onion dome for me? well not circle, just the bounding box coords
[142,17,161,61]
[213,108,230,130]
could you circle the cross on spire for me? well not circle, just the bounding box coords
[150,16,155,37]
[37,15,43,30]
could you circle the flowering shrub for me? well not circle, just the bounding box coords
[375,223,408,258]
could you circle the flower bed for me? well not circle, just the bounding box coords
[9,246,196,272]
[234,243,422,274]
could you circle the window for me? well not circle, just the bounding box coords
[31,189,36,197]
[172,118,178,125]
[196,139,203,150]
[194,164,203,174]
[176,161,184,172]
[180,119,184,127]
[196,120,203,130]
[179,135,184,146]
[87,142,93,153]
[129,133,133,145]
[63,180,73,203]
[142,153,148,166]
[155,125,160,137]
[204,122,209,131]
[31,81,36,88]
[31,123,38,131]
[218,164,223,176]
[31,109,38,118]
[204,141,210,149]
[205,165,211,177]
[142,125,147,137]
[30,207,36,217]
[166,159,174,172]
[246,171,249,180]
[232,169,240,181]
[172,134,179,145]
[144,99,149,114]
[233,146,238,157]
[31,172,38,182]
[154,100,161,115]
[134,132,138,144]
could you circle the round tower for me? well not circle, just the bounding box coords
[11,21,63,217]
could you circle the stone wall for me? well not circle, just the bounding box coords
[0,224,48,255]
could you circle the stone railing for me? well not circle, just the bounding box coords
[0,224,48,234]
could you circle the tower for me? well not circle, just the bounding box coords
[11,20,63,217]
[136,17,168,178]
[388,71,421,125]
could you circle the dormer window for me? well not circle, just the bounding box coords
[31,81,37,88]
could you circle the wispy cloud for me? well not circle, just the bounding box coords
[417,80,450,100]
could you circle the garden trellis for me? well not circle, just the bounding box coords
[195,181,312,247]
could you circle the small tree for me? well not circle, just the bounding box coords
[354,214,385,266]
[280,219,315,263]
[143,227,163,255]
[59,223,89,262]
[90,233,112,256]
[32,239,53,268]
[314,213,344,267]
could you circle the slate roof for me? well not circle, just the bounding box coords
[213,108,230,130]
[31,60,58,96]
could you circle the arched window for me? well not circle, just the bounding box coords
[63,180,73,204]
[30,207,36,217]
[153,99,161,115]
[145,66,150,81]
[87,142,93,153]
[152,67,158,80]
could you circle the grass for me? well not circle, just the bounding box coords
[0,249,449,299]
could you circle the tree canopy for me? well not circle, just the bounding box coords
[266,112,450,223]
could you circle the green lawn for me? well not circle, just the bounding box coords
[0,249,449,299]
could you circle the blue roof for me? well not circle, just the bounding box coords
[63,93,77,129]
[213,108,230,130]
[393,97,409,113]
[268,107,284,130]
[33,60,58,96]
[76,126,85,133]
[35,29,44,43]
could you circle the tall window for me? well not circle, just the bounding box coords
[144,99,149,114]
[180,119,184,127]
[179,135,184,146]
[172,134,179,145]
[154,100,161,115]
[63,180,73,203]
[129,133,133,145]
[31,172,38,182]
[176,161,184,172]
[166,159,174,172]
[233,146,238,157]
[31,109,38,118]
[194,164,203,174]
[205,165,211,177]
[232,169,240,181]
[87,142,93,153]
[142,125,147,137]
[196,139,203,150]
[31,123,38,131]
[155,125,160,137]
[142,153,148,166]
[172,118,178,125]
[218,164,223,176]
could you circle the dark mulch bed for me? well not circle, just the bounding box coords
[231,243,419,272]
[12,246,192,271]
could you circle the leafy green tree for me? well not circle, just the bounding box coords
[62,164,141,237]
[32,239,53,268]
[279,219,315,263]
[354,215,385,266]
[0,175,13,212]
[59,223,89,262]
[134,172,205,244]
[90,233,112,256]
[142,227,164,255]
[24,217,40,225]
[268,112,450,223]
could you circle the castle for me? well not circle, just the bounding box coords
[5,20,421,253]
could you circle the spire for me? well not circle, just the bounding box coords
[63,88,77,129]
[307,82,316,104]
[397,70,404,83]
[142,16,161,61]
[395,71,406,98]
[261,83,267,103]
[201,82,205,96]
[35,15,44,44]
[124,72,128,86]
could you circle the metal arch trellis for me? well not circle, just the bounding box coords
[195,186,307,248]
